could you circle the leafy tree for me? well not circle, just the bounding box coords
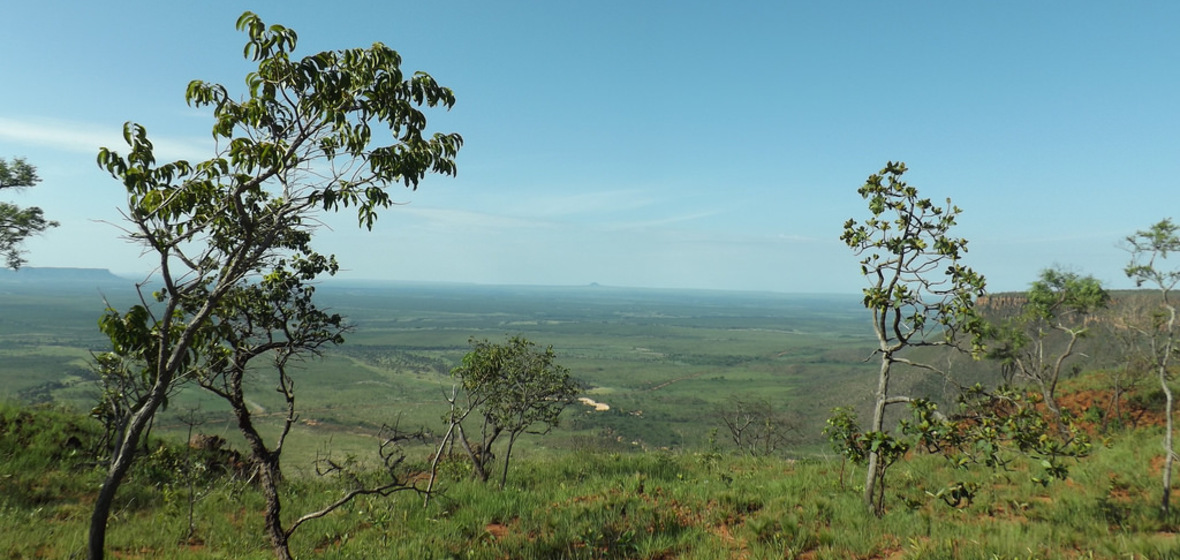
[448,336,579,489]
[827,391,1090,513]
[86,12,461,560]
[823,406,872,489]
[1124,218,1180,516]
[197,263,341,559]
[0,157,58,269]
[1103,294,1159,430]
[195,261,425,560]
[838,161,987,516]
[903,386,1090,490]
[986,268,1109,422]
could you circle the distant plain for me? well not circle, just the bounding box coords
[0,268,881,463]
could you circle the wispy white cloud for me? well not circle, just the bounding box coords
[776,233,822,243]
[0,116,210,162]
[396,189,708,234]
[975,231,1126,246]
[600,210,718,231]
[400,206,553,232]
[512,189,656,218]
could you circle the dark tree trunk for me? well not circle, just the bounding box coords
[88,378,172,560]
[230,392,291,560]
[457,424,488,482]
[499,430,523,490]
[258,457,291,560]
[863,355,891,516]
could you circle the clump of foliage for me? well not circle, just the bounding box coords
[0,157,57,270]
[0,402,238,513]
[826,385,1092,512]
[986,267,1110,423]
[905,386,1091,487]
[444,336,580,489]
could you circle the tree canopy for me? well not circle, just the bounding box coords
[0,157,58,270]
[87,11,461,560]
[450,336,579,488]
[839,161,986,516]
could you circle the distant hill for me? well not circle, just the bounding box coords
[0,267,132,286]
[0,267,127,283]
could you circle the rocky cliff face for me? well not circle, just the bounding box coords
[975,293,1028,317]
[977,291,1162,337]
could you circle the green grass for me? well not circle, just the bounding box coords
[6,400,1180,559]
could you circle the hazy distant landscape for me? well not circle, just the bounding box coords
[0,267,876,458]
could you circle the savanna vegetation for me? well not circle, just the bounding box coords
[5,10,1180,560]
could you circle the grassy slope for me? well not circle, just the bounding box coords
[4,398,1180,559]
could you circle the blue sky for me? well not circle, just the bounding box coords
[1,1,1176,293]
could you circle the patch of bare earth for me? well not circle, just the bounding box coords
[1057,387,1162,433]
[483,522,510,539]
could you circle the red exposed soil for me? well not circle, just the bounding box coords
[1056,386,1163,433]
[1151,454,1168,476]
[483,522,510,539]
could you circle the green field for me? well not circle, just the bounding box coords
[5,399,1180,559]
[0,273,880,461]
